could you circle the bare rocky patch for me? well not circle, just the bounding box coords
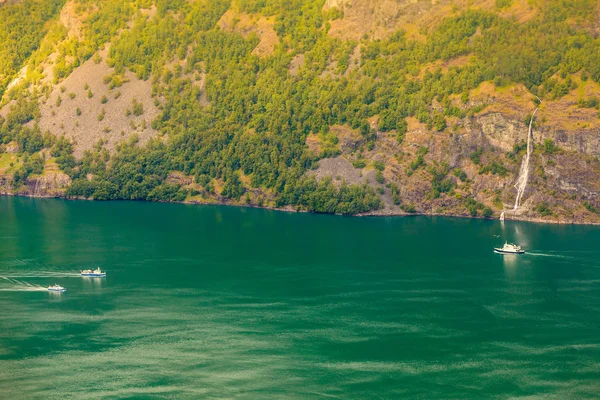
[196,72,210,107]
[325,0,455,41]
[345,46,361,75]
[309,157,365,186]
[37,51,160,158]
[59,0,83,39]
[0,99,16,118]
[498,0,538,23]
[288,54,305,76]
[324,0,539,41]
[217,10,279,57]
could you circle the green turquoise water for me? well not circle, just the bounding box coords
[1,196,599,398]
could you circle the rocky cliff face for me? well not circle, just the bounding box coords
[479,112,600,158]
[0,171,71,198]
[310,101,600,223]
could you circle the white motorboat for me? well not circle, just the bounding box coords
[494,242,525,254]
[80,267,106,277]
[48,284,66,292]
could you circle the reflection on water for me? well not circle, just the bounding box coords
[501,253,519,280]
[47,291,65,302]
[81,276,104,289]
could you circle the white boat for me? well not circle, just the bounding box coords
[80,267,106,277]
[48,284,66,292]
[494,242,525,254]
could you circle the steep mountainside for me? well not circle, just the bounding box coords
[1,0,600,223]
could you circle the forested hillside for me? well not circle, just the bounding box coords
[1,0,600,222]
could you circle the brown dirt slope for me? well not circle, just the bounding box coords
[217,9,279,57]
[37,49,159,158]
[325,0,538,40]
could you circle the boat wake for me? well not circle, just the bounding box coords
[527,250,575,258]
[0,278,47,291]
[526,252,571,258]
[0,276,63,292]
[0,286,48,292]
[0,272,80,278]
[525,252,595,266]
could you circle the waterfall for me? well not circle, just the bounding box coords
[33,177,40,197]
[513,108,538,211]
[500,211,505,221]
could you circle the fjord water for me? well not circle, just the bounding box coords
[1,197,599,398]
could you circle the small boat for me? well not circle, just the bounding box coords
[494,242,525,254]
[80,267,106,277]
[48,284,66,292]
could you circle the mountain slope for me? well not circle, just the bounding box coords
[1,0,600,222]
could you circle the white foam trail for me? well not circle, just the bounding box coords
[0,285,47,292]
[0,273,80,278]
[527,252,569,258]
[526,252,593,265]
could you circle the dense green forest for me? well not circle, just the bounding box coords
[0,0,65,93]
[1,0,599,215]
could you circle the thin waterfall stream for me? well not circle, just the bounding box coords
[513,108,538,211]
[500,106,539,221]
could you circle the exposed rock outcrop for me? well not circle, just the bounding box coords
[0,172,71,198]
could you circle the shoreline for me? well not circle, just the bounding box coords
[2,192,600,226]
[360,209,600,226]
